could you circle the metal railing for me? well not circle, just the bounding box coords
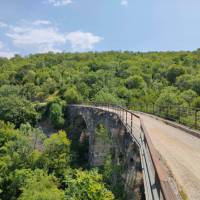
[92,103,179,200]
[133,102,200,130]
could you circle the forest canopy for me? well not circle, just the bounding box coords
[0,51,200,120]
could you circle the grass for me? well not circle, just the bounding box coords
[179,189,188,200]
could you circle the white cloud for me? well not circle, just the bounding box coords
[5,21,103,53]
[121,0,128,7]
[33,20,51,26]
[0,21,8,28]
[66,31,103,51]
[47,0,72,7]
[7,26,66,53]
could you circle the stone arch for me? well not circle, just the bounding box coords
[69,114,89,168]
[69,114,88,138]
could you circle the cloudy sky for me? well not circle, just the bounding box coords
[0,0,200,58]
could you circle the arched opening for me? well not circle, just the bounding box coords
[69,115,89,168]
[93,123,112,166]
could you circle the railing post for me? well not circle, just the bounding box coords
[126,110,127,125]
[178,106,181,123]
[195,110,198,129]
[131,114,133,134]
[153,103,155,114]
[167,105,169,118]
[159,106,161,117]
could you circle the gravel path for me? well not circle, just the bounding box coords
[137,113,200,200]
[99,106,200,200]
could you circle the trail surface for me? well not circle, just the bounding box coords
[137,113,200,200]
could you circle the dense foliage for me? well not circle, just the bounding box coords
[0,51,200,119]
[1,50,200,199]
[0,122,114,200]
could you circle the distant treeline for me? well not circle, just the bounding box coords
[0,51,200,126]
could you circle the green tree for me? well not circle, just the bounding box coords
[155,87,181,107]
[41,78,57,95]
[63,169,114,200]
[20,83,39,101]
[193,97,200,109]
[49,103,65,129]
[93,89,121,105]
[63,87,82,104]
[102,155,126,200]
[0,123,39,199]
[125,75,146,90]
[176,74,193,90]
[166,65,185,84]
[191,76,200,95]
[180,90,197,106]
[42,131,71,175]
[117,87,130,103]
[18,169,64,200]
[0,95,38,126]
[0,85,21,96]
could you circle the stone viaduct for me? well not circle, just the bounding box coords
[67,105,143,199]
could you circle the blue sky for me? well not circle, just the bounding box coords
[0,0,200,57]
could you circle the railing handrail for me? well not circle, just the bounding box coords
[135,102,200,112]
[77,103,179,200]
[116,104,178,200]
[140,118,177,200]
[133,102,200,130]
